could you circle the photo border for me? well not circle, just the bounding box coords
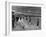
[5,1,43,35]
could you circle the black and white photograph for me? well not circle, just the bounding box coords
[12,6,41,31]
[1,0,46,37]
